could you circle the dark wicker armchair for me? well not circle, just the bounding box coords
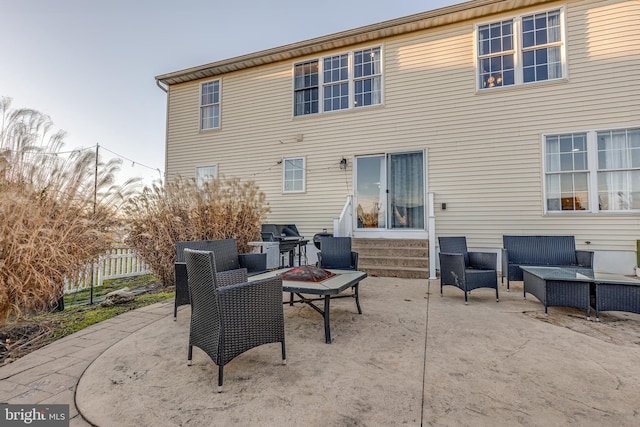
[438,236,499,304]
[184,248,286,392]
[316,237,358,270]
[174,239,267,319]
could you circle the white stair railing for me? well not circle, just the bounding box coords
[333,195,353,237]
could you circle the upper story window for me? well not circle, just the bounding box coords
[323,54,348,112]
[294,61,319,116]
[282,157,305,193]
[294,47,382,116]
[477,8,564,90]
[200,80,220,130]
[196,165,218,187]
[543,128,640,213]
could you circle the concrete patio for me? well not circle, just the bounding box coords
[1,277,639,426]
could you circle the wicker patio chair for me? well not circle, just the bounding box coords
[184,248,286,392]
[316,237,359,271]
[438,236,499,304]
[174,239,267,319]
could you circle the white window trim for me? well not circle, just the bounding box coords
[292,45,384,117]
[542,126,640,214]
[199,79,221,131]
[196,164,218,187]
[474,6,567,92]
[282,156,306,193]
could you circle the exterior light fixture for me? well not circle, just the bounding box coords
[339,158,347,169]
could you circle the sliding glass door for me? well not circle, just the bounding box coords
[355,155,386,228]
[355,151,425,230]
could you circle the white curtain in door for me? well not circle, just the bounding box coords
[389,152,424,229]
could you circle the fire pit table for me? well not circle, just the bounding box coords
[249,266,367,343]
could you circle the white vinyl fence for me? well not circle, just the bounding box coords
[64,245,151,294]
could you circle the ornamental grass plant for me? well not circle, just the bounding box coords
[124,176,270,287]
[0,97,136,321]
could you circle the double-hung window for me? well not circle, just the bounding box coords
[597,129,640,210]
[200,80,220,130]
[196,165,218,187]
[544,128,640,213]
[294,47,382,116]
[282,157,305,193]
[545,133,589,211]
[323,54,349,112]
[354,48,382,108]
[477,8,564,90]
[294,61,319,116]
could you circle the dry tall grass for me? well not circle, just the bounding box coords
[124,176,270,286]
[0,97,135,321]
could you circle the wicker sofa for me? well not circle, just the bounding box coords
[501,235,594,290]
[173,239,267,319]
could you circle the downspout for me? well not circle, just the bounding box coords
[156,79,169,183]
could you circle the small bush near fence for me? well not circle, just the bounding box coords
[124,176,270,287]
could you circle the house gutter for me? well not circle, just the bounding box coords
[155,0,554,86]
[156,79,168,93]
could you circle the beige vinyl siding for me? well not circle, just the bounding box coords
[165,0,640,251]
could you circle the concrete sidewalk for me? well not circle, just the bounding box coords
[0,302,171,426]
[1,277,640,426]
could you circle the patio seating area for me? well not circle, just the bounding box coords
[2,277,639,426]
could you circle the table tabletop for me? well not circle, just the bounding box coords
[248,268,367,295]
[520,266,640,286]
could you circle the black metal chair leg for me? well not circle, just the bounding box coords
[218,366,223,393]
[281,341,287,365]
[353,284,362,314]
[187,345,193,365]
[324,295,331,344]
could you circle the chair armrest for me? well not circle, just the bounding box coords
[469,251,497,270]
[174,262,190,306]
[215,268,248,288]
[439,253,466,286]
[239,253,267,273]
[217,276,283,314]
[351,252,359,270]
[576,250,594,268]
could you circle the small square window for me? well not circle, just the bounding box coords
[196,165,217,187]
[282,157,305,193]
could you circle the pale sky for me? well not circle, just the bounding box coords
[1,0,460,187]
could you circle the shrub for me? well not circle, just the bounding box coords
[0,97,134,321]
[124,176,270,287]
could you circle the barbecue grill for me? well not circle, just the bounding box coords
[261,224,307,267]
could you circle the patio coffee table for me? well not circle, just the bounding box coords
[520,266,640,320]
[249,268,367,343]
